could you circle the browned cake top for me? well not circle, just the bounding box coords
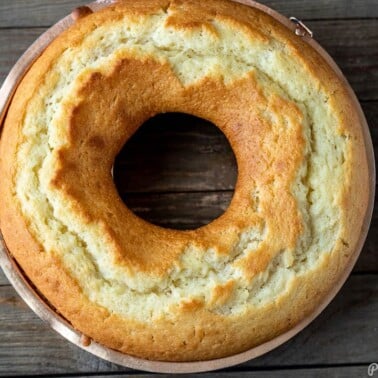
[0,0,369,361]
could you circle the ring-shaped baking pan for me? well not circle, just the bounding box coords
[0,0,375,373]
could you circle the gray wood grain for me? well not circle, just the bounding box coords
[0,275,376,375]
[0,28,45,87]
[74,366,373,378]
[308,20,378,101]
[0,269,8,286]
[113,113,237,194]
[120,191,234,229]
[0,0,88,28]
[0,0,377,28]
[355,225,378,273]
[360,92,378,275]
[261,0,378,20]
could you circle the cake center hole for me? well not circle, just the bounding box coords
[113,112,238,230]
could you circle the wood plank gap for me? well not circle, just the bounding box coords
[0,373,144,378]
[122,189,235,196]
[223,362,373,371]
[0,25,51,30]
[1,0,378,28]
[14,363,374,378]
[362,99,378,103]
[348,271,378,276]
[298,17,378,22]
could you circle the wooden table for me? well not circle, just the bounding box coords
[0,0,377,376]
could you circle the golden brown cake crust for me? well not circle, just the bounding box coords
[0,0,369,361]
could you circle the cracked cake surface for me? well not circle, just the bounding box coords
[0,0,369,361]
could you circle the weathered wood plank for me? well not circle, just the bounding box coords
[0,275,376,375]
[0,0,377,28]
[0,20,377,100]
[0,28,45,88]
[355,224,378,273]
[113,113,237,194]
[0,269,8,286]
[364,102,378,131]
[263,0,378,20]
[122,191,234,229]
[243,275,378,368]
[75,366,372,378]
[308,20,378,101]
[0,284,129,375]
[0,0,88,28]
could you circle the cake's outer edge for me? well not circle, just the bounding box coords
[0,0,369,361]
